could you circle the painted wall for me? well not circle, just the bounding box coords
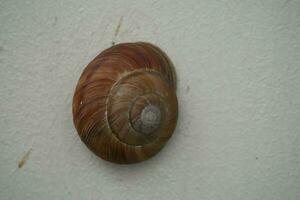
[1,0,300,199]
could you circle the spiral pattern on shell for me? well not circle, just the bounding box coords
[72,42,178,164]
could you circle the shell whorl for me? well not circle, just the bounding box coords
[72,42,178,164]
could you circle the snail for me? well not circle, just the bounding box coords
[72,42,178,164]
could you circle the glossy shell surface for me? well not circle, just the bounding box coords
[72,42,178,164]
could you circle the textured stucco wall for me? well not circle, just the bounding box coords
[1,0,300,200]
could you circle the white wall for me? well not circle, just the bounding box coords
[1,0,300,199]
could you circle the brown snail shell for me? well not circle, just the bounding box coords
[72,42,178,164]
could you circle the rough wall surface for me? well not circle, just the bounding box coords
[0,0,299,199]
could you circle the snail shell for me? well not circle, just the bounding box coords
[72,42,178,164]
